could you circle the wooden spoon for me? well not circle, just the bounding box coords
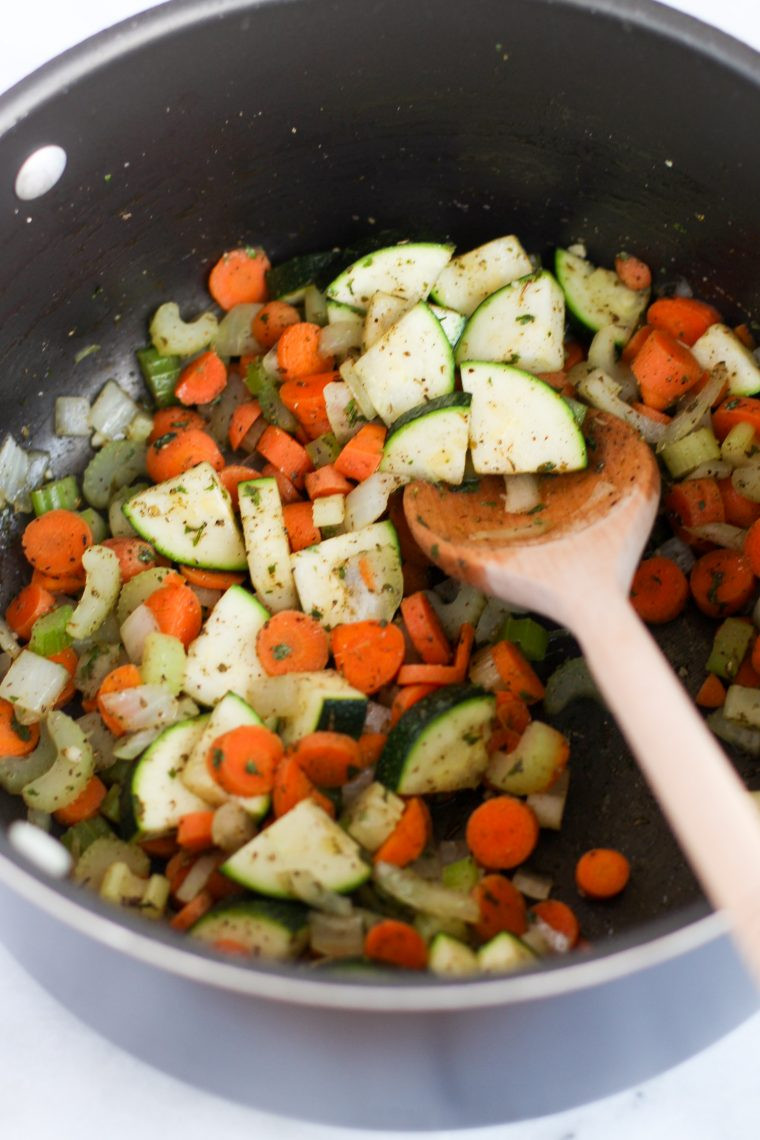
[405,407,760,986]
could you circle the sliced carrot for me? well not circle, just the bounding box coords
[22,509,92,577]
[357,732,388,767]
[102,537,161,583]
[251,300,301,349]
[272,754,335,818]
[256,610,329,676]
[400,592,452,665]
[630,401,672,425]
[629,555,689,624]
[174,350,228,406]
[145,581,202,647]
[53,775,107,826]
[689,549,755,618]
[212,938,252,957]
[170,889,214,932]
[395,622,475,686]
[530,899,580,948]
[206,724,283,797]
[646,297,721,346]
[293,731,365,788]
[486,727,522,756]
[97,663,143,737]
[712,396,760,442]
[472,873,527,940]
[563,339,586,371]
[49,646,78,707]
[227,400,263,451]
[280,372,338,440]
[31,568,87,595]
[208,247,270,310]
[331,620,406,695]
[282,501,321,552]
[630,328,703,411]
[494,693,532,734]
[304,464,354,500]
[207,867,247,901]
[465,795,539,870]
[621,324,653,363]
[148,407,206,443]
[219,464,261,509]
[717,478,760,529]
[177,811,217,853]
[0,698,40,756]
[277,322,334,381]
[738,651,760,687]
[140,835,180,859]
[364,918,428,971]
[695,674,727,709]
[333,423,387,482]
[179,565,245,590]
[491,640,545,703]
[390,683,440,727]
[257,424,313,490]
[734,323,756,350]
[663,477,725,547]
[614,252,651,291]
[575,848,630,899]
[146,427,225,483]
[260,462,303,504]
[373,796,431,868]
[5,582,56,641]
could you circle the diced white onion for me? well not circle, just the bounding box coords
[339,358,378,420]
[344,472,404,531]
[76,712,118,770]
[685,459,732,480]
[0,616,21,660]
[113,727,161,760]
[653,536,695,575]
[0,433,30,508]
[373,861,479,922]
[287,870,353,915]
[658,368,726,448]
[89,380,140,441]
[99,684,179,732]
[309,911,365,958]
[55,396,91,437]
[150,302,219,357]
[214,303,262,357]
[324,380,366,443]
[74,642,124,699]
[312,493,345,529]
[512,868,553,901]
[503,473,541,514]
[67,545,121,641]
[575,368,666,445]
[319,320,363,360]
[120,603,160,663]
[687,523,747,550]
[187,585,224,611]
[475,596,520,644]
[526,770,570,830]
[364,700,391,734]
[175,853,219,904]
[427,583,488,642]
[587,326,637,397]
[0,650,69,724]
[261,345,281,375]
[204,372,249,448]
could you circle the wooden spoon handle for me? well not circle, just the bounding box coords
[574,590,760,988]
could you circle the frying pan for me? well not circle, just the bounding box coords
[0,0,758,1128]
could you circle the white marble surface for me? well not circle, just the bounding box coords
[2,1,760,1137]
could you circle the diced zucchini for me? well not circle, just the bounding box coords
[455,270,565,372]
[362,291,410,350]
[326,242,454,311]
[692,323,760,397]
[129,718,209,837]
[486,721,569,795]
[238,477,299,612]
[380,394,471,484]
[477,931,538,973]
[342,781,405,852]
[429,304,467,347]
[191,898,310,960]
[428,932,480,977]
[430,234,533,316]
[554,248,648,346]
[183,585,269,707]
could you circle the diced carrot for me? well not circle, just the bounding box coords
[5,582,56,641]
[256,610,329,676]
[145,581,202,647]
[208,247,270,310]
[373,797,431,867]
[293,731,365,788]
[22,509,92,578]
[630,401,672,425]
[219,465,261,509]
[140,835,179,859]
[395,623,475,686]
[734,323,756,350]
[400,592,452,665]
[282,501,321,552]
[170,889,214,931]
[575,848,630,899]
[277,322,334,381]
[615,252,651,291]
[357,732,388,767]
[97,664,143,737]
[563,339,586,371]
[695,674,727,709]
[472,873,527,940]
[621,324,653,363]
[630,328,703,411]
[486,727,522,756]
[466,795,539,870]
[333,423,386,482]
[736,652,760,688]
[149,407,206,443]
[251,300,301,349]
[0,698,40,756]
[49,646,78,707]
[102,537,161,583]
[712,396,760,442]
[690,549,755,618]
[530,899,580,948]
[331,620,407,695]
[206,724,283,797]
[491,640,545,703]
[390,683,440,727]
[272,754,335,818]
[146,428,224,483]
[717,478,760,529]
[280,372,338,440]
[179,565,245,590]
[663,477,725,547]
[53,775,107,826]
[629,555,689,624]
[304,464,354,500]
[228,400,262,450]
[174,350,228,406]
[257,424,313,490]
[364,919,428,970]
[177,811,217,853]
[31,568,87,594]
[744,518,760,577]
[260,462,303,504]
[646,297,721,346]
[494,693,532,734]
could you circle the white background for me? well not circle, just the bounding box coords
[2,1,760,1137]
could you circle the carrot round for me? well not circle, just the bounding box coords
[31,567,87,595]
[357,732,388,767]
[206,724,283,797]
[717,477,760,529]
[492,640,545,703]
[400,592,452,665]
[663,477,725,547]
[331,620,406,695]
[256,610,329,676]
[282,501,321,552]
[621,324,653,363]
[177,810,217,852]
[472,873,527,940]
[614,252,651,291]
[22,509,92,577]
[373,796,431,867]
[208,247,270,310]
[530,899,580,948]
[179,565,245,591]
[149,407,206,443]
[293,731,364,788]
[575,848,631,900]
[276,321,334,381]
[170,889,214,932]
[629,555,689,624]
[712,396,760,442]
[364,918,428,971]
[630,328,703,411]
[228,400,262,450]
[145,581,202,647]
[5,582,56,641]
[174,350,228,406]
[146,428,225,484]
[102,537,161,583]
[646,296,721,346]
[97,663,143,737]
[251,300,301,349]
[390,683,440,727]
[53,774,107,826]
[272,754,335,819]
[0,698,40,756]
[689,549,755,618]
[465,795,539,870]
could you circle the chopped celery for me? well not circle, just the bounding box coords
[31,475,81,516]
[82,440,148,509]
[563,396,587,427]
[304,284,328,326]
[136,345,181,407]
[28,605,74,656]
[305,432,341,467]
[244,359,298,431]
[100,783,122,824]
[100,758,135,788]
[79,507,109,544]
[441,856,479,893]
[720,421,757,467]
[500,615,549,662]
[660,427,721,479]
[60,815,113,861]
[141,631,186,695]
[706,618,754,681]
[543,656,601,716]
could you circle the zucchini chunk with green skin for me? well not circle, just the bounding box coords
[691,323,760,396]
[455,270,565,372]
[130,718,209,838]
[477,931,538,973]
[291,520,403,629]
[238,477,299,613]
[353,301,455,426]
[191,898,310,960]
[183,585,269,707]
[554,248,649,346]
[430,234,534,317]
[222,799,371,898]
[247,670,368,745]
[265,250,340,301]
[123,462,247,571]
[380,393,471,484]
[181,691,270,818]
[485,720,570,796]
[461,362,587,475]
[326,242,454,311]
[429,932,480,977]
[375,684,496,794]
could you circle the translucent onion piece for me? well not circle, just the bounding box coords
[707,710,760,757]
[76,711,118,771]
[320,320,363,360]
[74,642,124,700]
[55,396,91,437]
[512,867,553,901]
[287,869,353,915]
[324,380,367,443]
[22,711,95,813]
[526,769,570,830]
[67,545,121,641]
[344,472,404,532]
[89,380,140,441]
[339,358,378,421]
[427,583,488,642]
[474,596,521,646]
[126,409,154,443]
[309,911,365,959]
[687,523,747,551]
[99,684,179,732]
[576,368,666,446]
[653,536,696,575]
[731,463,760,504]
[0,616,21,660]
[373,861,479,922]
[363,700,392,734]
[0,650,69,725]
[149,302,219,357]
[120,602,160,663]
[685,459,732,481]
[187,585,223,611]
[503,473,541,514]
[174,853,219,904]
[0,433,29,508]
[214,303,262,357]
[205,372,250,448]
[113,727,161,760]
[658,368,726,448]
[587,325,637,397]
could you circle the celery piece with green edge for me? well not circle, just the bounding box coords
[265,250,340,301]
[60,815,113,860]
[141,632,186,696]
[83,440,148,509]
[136,346,181,407]
[79,508,109,544]
[660,427,721,479]
[100,783,122,825]
[305,432,341,467]
[31,475,81,516]
[706,618,754,681]
[441,856,479,893]
[500,616,549,662]
[28,605,74,656]
[244,359,298,431]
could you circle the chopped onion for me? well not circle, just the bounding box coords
[339,358,378,420]
[126,409,154,443]
[324,380,366,443]
[261,345,281,376]
[320,320,363,360]
[475,596,521,645]
[0,650,69,724]
[175,853,219,904]
[687,523,746,550]
[214,303,262,357]
[76,711,118,771]
[75,642,124,699]
[204,372,250,447]
[685,459,732,480]
[120,603,160,663]
[113,727,161,760]
[287,869,353,915]
[373,861,479,922]
[575,368,666,446]
[526,769,570,830]
[707,709,760,757]
[149,302,218,357]
[55,396,91,437]
[187,585,224,611]
[99,684,179,732]
[309,911,365,958]
[211,802,256,853]
[67,545,121,641]
[731,463,760,504]
[344,472,404,531]
[89,380,140,441]
[364,700,391,734]
[587,326,637,398]
[427,583,487,641]
[658,368,726,448]
[512,868,553,901]
[503,473,541,514]
[0,616,21,660]
[340,766,375,811]
[0,433,29,508]
[653,535,695,575]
